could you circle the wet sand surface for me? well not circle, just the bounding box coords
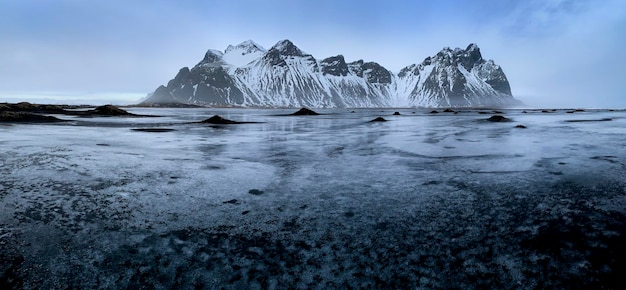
[1,108,625,288]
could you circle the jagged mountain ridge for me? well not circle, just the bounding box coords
[143,39,520,108]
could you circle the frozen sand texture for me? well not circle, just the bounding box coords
[1,108,625,288]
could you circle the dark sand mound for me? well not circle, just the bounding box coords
[200,115,239,124]
[369,117,388,122]
[0,111,64,123]
[290,108,320,116]
[1,102,156,118]
[89,105,134,116]
[198,115,244,124]
[76,105,155,117]
[1,102,66,114]
[486,115,512,122]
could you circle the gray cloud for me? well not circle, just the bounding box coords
[484,0,626,107]
[0,0,624,107]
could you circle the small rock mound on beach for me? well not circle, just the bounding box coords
[90,105,134,116]
[430,110,439,114]
[369,117,387,122]
[290,108,319,115]
[486,115,512,122]
[443,108,455,113]
[392,112,401,115]
[515,124,527,129]
[0,111,63,122]
[199,115,239,124]
[2,102,66,114]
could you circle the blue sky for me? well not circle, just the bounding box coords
[1,0,625,107]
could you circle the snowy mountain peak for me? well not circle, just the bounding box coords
[200,49,224,64]
[225,40,266,54]
[320,55,348,76]
[466,43,479,52]
[424,43,486,71]
[465,43,482,62]
[270,39,307,56]
[261,39,313,66]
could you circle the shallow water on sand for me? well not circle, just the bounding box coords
[1,108,625,288]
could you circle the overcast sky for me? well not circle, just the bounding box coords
[1,0,625,107]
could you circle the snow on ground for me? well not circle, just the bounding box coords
[1,108,626,288]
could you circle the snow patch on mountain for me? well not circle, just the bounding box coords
[223,40,266,68]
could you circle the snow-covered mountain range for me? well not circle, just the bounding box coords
[143,40,520,108]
